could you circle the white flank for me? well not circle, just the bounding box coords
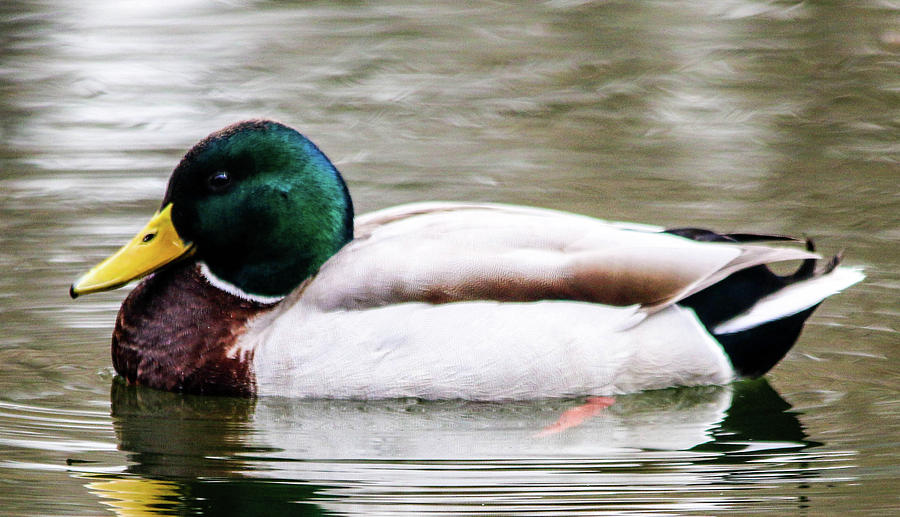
[248,301,735,400]
[713,266,865,335]
[198,262,285,305]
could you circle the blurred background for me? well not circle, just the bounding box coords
[1,1,897,515]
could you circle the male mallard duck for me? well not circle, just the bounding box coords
[70,120,863,399]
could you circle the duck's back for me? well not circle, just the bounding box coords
[300,202,814,312]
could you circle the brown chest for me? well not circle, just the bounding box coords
[111,262,274,396]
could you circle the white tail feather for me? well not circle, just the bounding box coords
[713,266,865,335]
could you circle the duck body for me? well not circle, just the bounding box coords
[72,120,864,399]
[246,202,739,399]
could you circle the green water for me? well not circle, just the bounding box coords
[1,1,897,515]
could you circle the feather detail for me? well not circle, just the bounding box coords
[714,266,865,334]
[303,202,817,313]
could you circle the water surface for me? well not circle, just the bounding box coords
[1,1,897,515]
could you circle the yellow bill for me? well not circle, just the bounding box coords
[70,204,195,298]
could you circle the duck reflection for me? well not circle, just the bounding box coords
[89,381,326,516]
[89,379,821,516]
[109,380,258,477]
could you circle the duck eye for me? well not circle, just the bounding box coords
[207,171,232,191]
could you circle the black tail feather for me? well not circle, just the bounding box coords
[669,229,846,378]
[783,239,817,285]
[665,227,801,244]
[715,306,819,377]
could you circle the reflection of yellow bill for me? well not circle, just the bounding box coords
[70,204,194,297]
[85,477,180,517]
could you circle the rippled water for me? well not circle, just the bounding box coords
[1,1,898,515]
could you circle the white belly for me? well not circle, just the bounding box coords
[246,301,735,400]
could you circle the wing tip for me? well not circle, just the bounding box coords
[713,264,865,335]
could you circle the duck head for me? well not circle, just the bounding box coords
[71,119,354,299]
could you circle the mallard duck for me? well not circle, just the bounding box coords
[70,119,863,399]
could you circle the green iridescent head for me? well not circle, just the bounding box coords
[71,120,354,299]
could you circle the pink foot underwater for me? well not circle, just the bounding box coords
[537,396,616,437]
